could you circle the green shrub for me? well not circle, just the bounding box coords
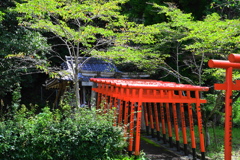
[0,105,127,160]
[233,96,240,127]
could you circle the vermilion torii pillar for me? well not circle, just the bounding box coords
[90,78,209,159]
[208,54,240,160]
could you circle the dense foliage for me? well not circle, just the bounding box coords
[0,0,239,104]
[0,104,127,160]
[0,0,50,100]
[123,0,240,24]
[148,4,240,85]
[0,0,239,157]
[14,0,160,107]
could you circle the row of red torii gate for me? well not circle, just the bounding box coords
[90,53,240,160]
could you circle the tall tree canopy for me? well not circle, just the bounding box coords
[146,4,240,85]
[122,0,211,25]
[14,0,161,106]
[1,0,239,108]
[0,0,50,98]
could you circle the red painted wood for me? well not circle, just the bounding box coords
[90,78,208,157]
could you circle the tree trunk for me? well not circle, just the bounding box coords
[74,56,80,108]
[74,43,81,108]
[74,79,80,108]
[204,123,211,147]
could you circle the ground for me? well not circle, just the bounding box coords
[140,135,198,160]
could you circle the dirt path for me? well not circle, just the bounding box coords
[140,135,193,160]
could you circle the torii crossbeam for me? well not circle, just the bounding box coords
[208,54,240,160]
[90,78,209,159]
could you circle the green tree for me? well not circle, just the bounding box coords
[150,4,239,85]
[180,12,239,85]
[0,0,50,100]
[15,0,159,107]
[209,0,240,19]
[148,4,194,84]
[151,4,240,147]
[122,0,212,25]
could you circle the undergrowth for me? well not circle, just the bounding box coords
[168,125,240,159]
[0,103,129,160]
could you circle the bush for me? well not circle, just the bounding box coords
[0,104,127,160]
[233,97,240,127]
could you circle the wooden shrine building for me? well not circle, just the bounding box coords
[44,56,149,107]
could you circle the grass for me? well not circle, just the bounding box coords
[206,126,240,160]
[141,136,161,147]
[167,125,240,159]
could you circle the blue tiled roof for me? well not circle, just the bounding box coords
[79,57,119,72]
[60,57,120,81]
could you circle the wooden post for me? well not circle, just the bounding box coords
[160,103,167,144]
[90,78,209,157]
[128,102,135,154]
[172,103,180,151]
[153,103,161,141]
[195,91,205,160]
[188,103,197,159]
[180,103,188,156]
[148,102,155,138]
[135,88,143,155]
[224,67,233,160]
[166,103,173,147]
[208,58,240,160]
[143,103,150,135]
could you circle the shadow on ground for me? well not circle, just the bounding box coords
[140,136,191,160]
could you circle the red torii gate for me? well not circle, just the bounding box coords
[208,54,240,160]
[90,78,209,159]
